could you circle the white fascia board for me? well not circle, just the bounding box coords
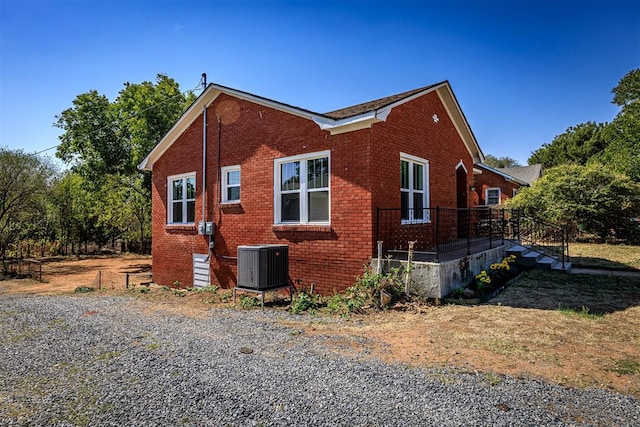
[138,87,223,171]
[435,85,484,164]
[314,111,384,135]
[138,84,329,171]
[216,85,324,122]
[313,105,394,135]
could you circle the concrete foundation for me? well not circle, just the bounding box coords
[371,243,515,299]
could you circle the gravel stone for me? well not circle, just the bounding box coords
[1,294,639,426]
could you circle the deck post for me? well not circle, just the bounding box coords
[435,207,440,263]
[376,241,383,274]
[466,208,471,255]
[375,208,380,246]
[562,228,566,269]
[489,208,493,249]
[501,208,505,244]
[405,241,416,294]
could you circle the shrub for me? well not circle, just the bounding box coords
[330,266,405,314]
[239,295,260,309]
[290,291,320,314]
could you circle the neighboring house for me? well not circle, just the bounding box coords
[473,163,528,206]
[139,81,484,294]
[496,164,543,186]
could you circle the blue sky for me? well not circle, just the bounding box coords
[1,0,638,166]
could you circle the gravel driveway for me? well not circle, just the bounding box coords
[1,294,638,426]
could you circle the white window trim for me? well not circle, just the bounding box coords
[485,187,501,205]
[512,188,519,197]
[274,150,331,225]
[221,165,241,203]
[400,153,430,224]
[167,172,196,224]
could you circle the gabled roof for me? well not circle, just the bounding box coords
[496,164,542,185]
[323,84,440,119]
[139,81,484,171]
[475,163,529,186]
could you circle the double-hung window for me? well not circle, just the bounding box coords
[221,165,241,203]
[275,151,330,224]
[400,153,430,223]
[486,188,501,205]
[168,173,196,224]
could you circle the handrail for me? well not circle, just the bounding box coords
[512,213,570,269]
[375,207,570,268]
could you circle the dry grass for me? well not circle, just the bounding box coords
[282,270,640,397]
[570,242,640,270]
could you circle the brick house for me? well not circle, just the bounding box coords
[472,163,528,206]
[139,81,484,294]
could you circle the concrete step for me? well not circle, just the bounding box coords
[536,256,558,270]
[519,250,544,267]
[551,260,572,272]
[507,244,530,258]
[509,243,571,273]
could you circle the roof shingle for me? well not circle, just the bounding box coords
[322,82,444,119]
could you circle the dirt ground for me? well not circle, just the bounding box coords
[0,255,152,295]
[1,256,639,398]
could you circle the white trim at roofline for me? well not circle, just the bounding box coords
[139,82,484,171]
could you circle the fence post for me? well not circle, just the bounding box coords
[126,273,130,289]
[376,241,383,275]
[98,271,102,290]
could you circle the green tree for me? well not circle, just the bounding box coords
[483,154,521,168]
[0,148,56,256]
[528,121,607,168]
[507,164,640,242]
[50,172,102,255]
[611,68,640,107]
[599,68,640,182]
[55,74,195,182]
[54,74,196,252]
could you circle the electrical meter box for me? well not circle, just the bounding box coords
[198,221,214,235]
[205,222,214,235]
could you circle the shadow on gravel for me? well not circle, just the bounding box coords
[489,270,640,314]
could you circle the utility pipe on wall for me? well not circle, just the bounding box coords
[202,106,207,224]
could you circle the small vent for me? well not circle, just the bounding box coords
[237,245,289,290]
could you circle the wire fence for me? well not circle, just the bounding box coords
[89,271,153,290]
[1,257,43,282]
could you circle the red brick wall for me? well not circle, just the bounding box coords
[370,91,475,247]
[473,168,520,206]
[370,91,474,211]
[152,94,374,294]
[150,90,479,294]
